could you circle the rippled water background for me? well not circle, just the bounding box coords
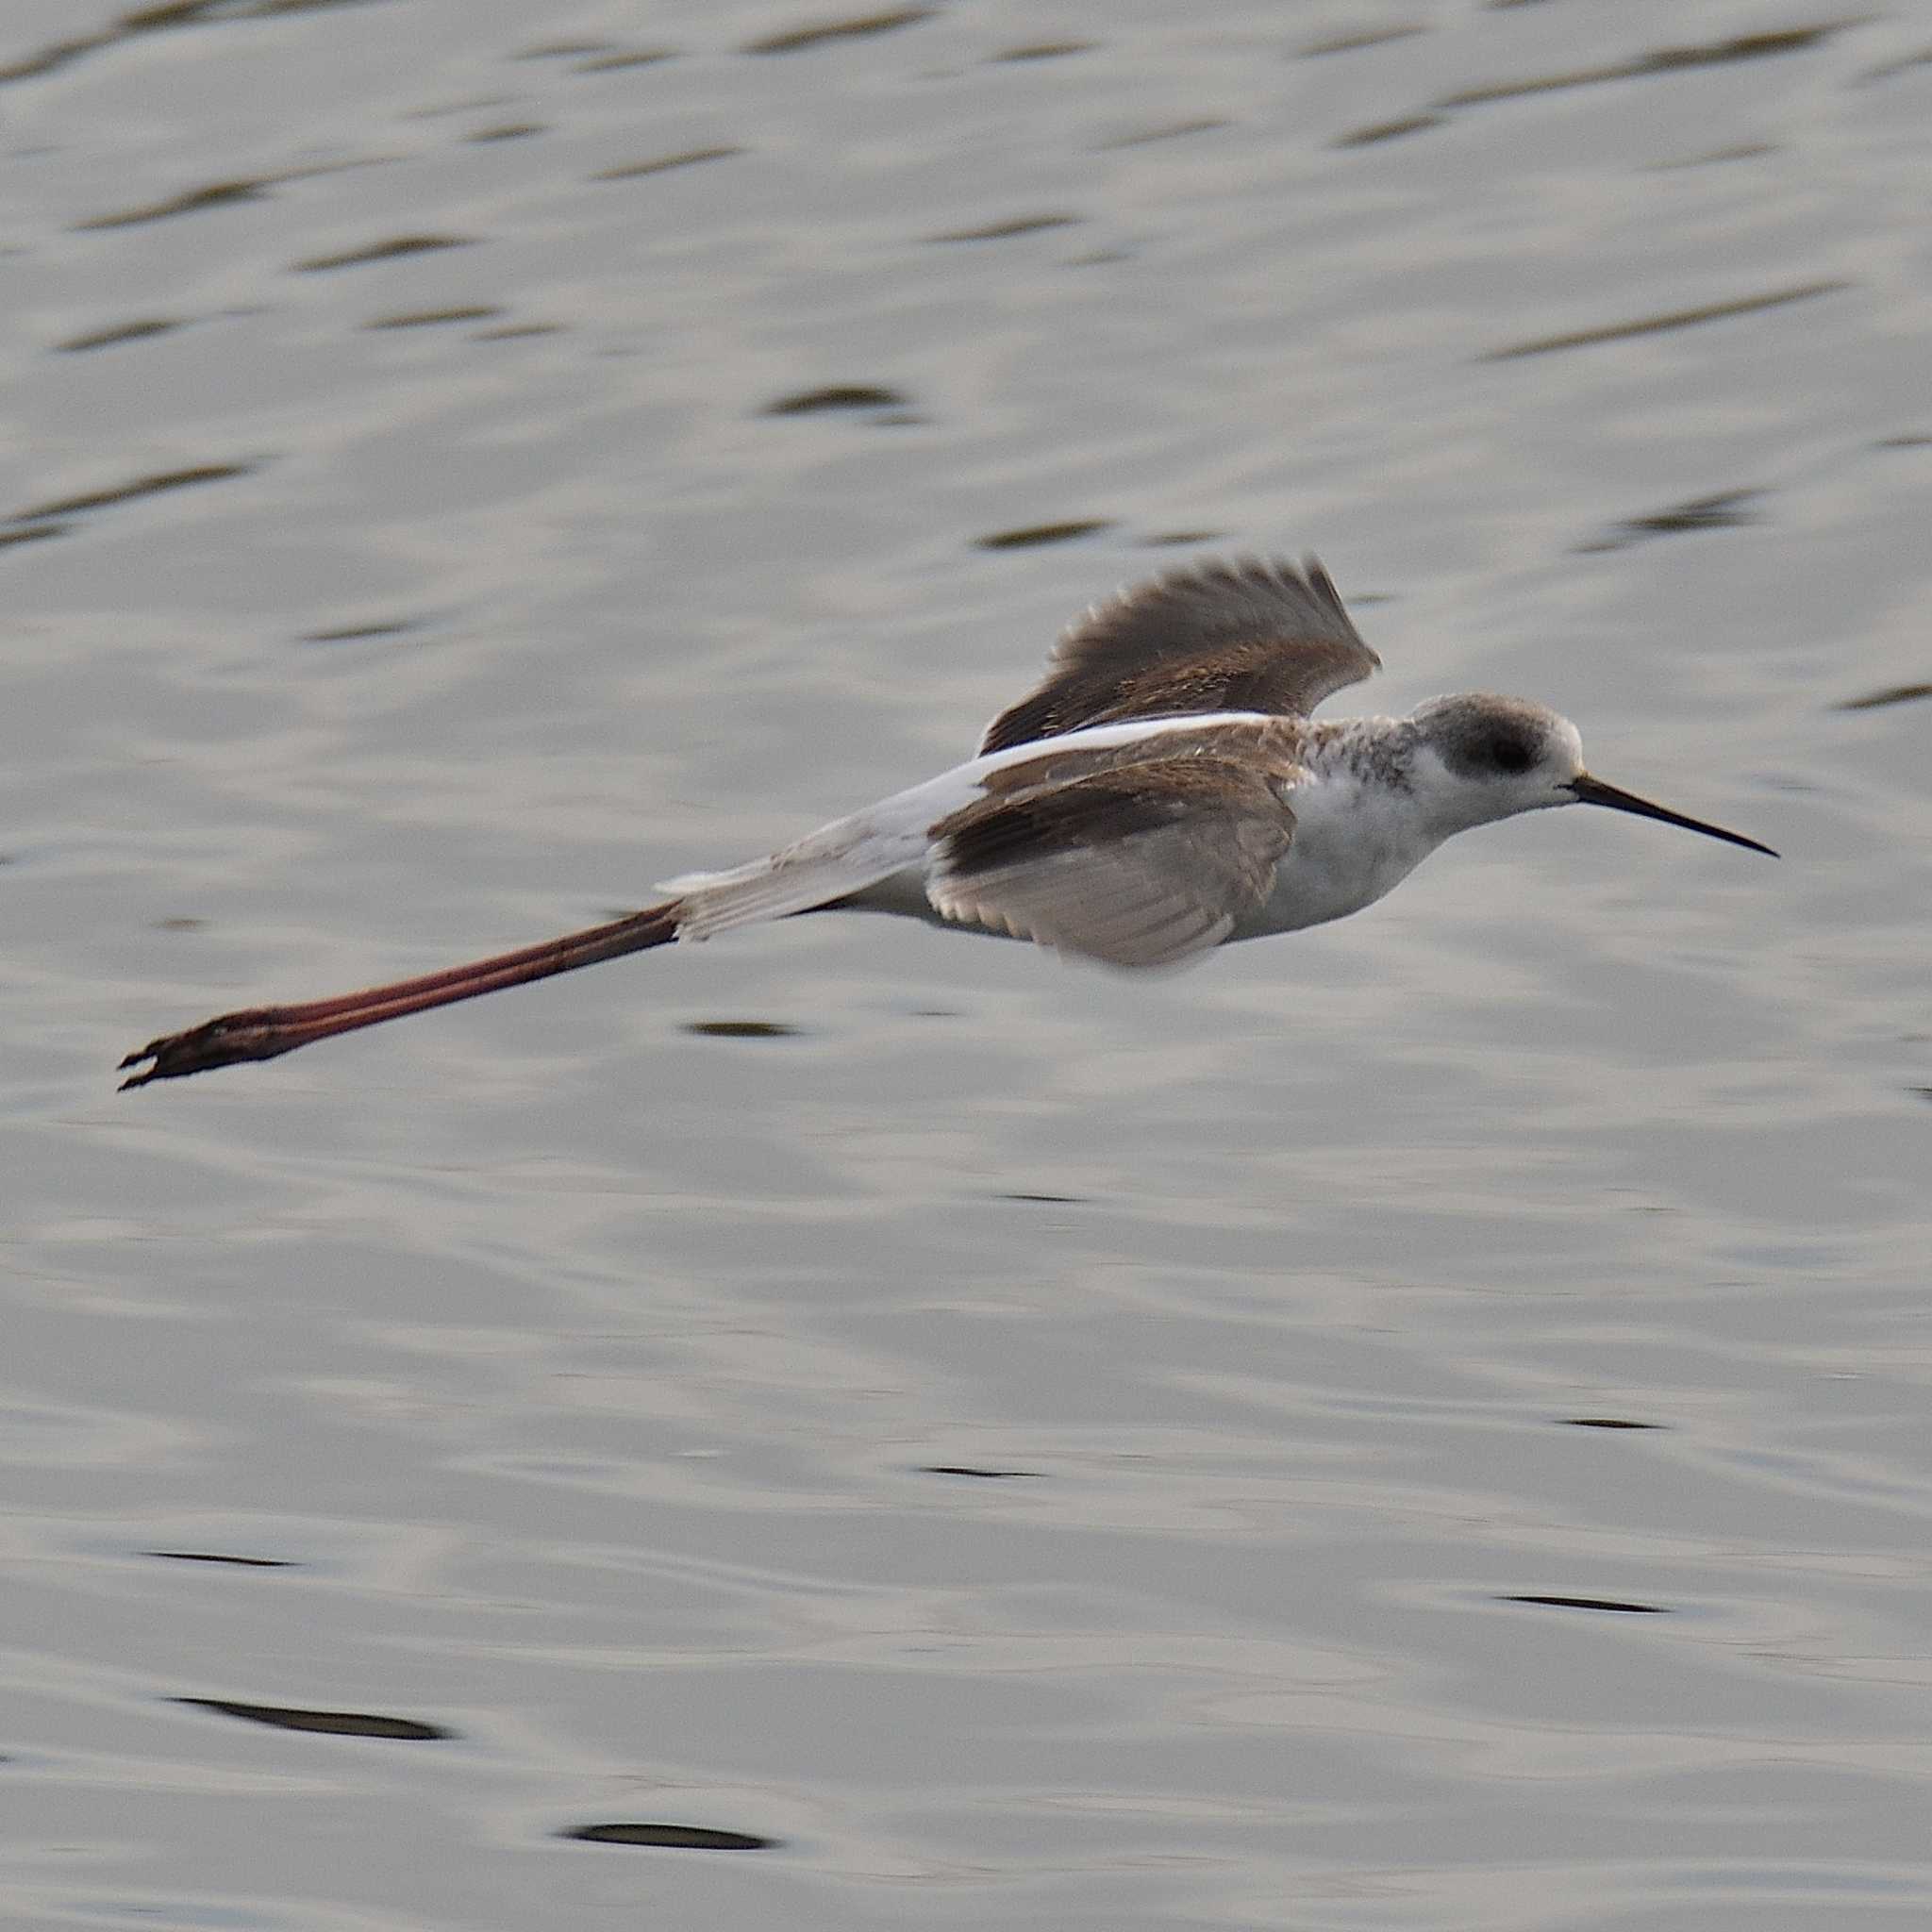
[5,1,1931,1925]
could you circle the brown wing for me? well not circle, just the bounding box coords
[927,723,1302,968]
[979,556,1380,756]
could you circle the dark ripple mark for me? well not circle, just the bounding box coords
[404,92,516,122]
[76,179,267,230]
[1649,142,1776,170]
[1097,118,1227,150]
[1574,490,1762,554]
[1334,114,1443,148]
[1835,683,1932,712]
[175,1698,453,1740]
[1437,25,1847,108]
[0,0,378,87]
[681,1020,802,1039]
[468,123,543,142]
[563,1823,774,1850]
[1481,280,1847,360]
[1860,44,1932,84]
[923,1465,1044,1479]
[1302,25,1428,57]
[366,306,504,329]
[146,1550,294,1567]
[998,1191,1086,1205]
[302,619,424,642]
[975,520,1113,550]
[56,318,183,352]
[991,41,1094,61]
[75,158,379,231]
[0,27,107,82]
[763,385,909,416]
[743,8,934,55]
[593,146,743,181]
[127,0,375,13]
[930,214,1079,243]
[1563,1417,1664,1430]
[1330,25,1841,153]
[1143,529,1225,547]
[575,48,677,73]
[1501,1595,1667,1614]
[515,40,614,58]
[11,462,253,523]
[0,522,68,550]
[295,234,472,273]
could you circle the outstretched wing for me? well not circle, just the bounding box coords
[979,556,1379,756]
[928,722,1303,968]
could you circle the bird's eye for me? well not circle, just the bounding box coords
[1487,735,1536,774]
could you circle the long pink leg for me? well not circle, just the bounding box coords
[120,900,681,1088]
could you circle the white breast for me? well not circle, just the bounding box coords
[1236,767,1441,940]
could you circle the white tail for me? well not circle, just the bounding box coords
[659,808,935,941]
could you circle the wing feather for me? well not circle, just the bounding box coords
[928,728,1301,968]
[979,556,1379,755]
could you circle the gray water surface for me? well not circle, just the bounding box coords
[5,2,1932,1926]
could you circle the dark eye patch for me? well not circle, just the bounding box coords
[1486,734,1537,774]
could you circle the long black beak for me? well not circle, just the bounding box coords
[1568,774,1777,857]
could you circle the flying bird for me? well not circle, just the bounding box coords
[120,558,1774,1088]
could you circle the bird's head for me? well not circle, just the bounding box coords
[1408,693,1775,855]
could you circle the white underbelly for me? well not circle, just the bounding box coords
[1233,803,1437,941]
[836,841,1431,952]
[810,767,1442,953]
